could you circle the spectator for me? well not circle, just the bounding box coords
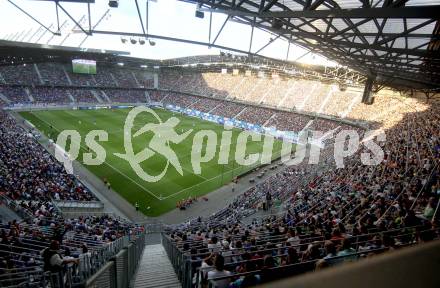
[207,254,231,288]
[43,240,78,273]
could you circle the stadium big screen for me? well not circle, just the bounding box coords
[72,59,97,74]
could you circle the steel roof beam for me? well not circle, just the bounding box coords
[32,0,95,2]
[254,34,280,54]
[57,2,91,36]
[200,4,440,19]
[211,16,230,46]
[253,22,436,58]
[134,0,147,38]
[7,0,60,36]
[308,0,326,11]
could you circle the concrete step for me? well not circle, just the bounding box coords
[135,278,181,288]
[135,272,177,281]
[133,244,181,288]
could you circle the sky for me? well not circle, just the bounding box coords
[0,0,336,66]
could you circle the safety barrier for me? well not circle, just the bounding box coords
[0,232,145,288]
[206,248,388,287]
[162,232,189,287]
[0,193,34,220]
[161,225,439,288]
[264,240,440,288]
[53,200,104,209]
[85,232,146,288]
[144,221,165,233]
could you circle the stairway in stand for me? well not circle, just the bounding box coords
[133,244,182,288]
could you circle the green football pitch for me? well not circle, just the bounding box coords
[20,108,286,216]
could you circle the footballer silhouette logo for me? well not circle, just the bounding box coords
[115,106,192,182]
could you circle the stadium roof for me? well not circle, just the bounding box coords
[181,0,440,87]
[1,0,438,91]
[0,39,131,64]
[0,39,368,87]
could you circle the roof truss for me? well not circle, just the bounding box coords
[189,0,440,86]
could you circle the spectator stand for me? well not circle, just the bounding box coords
[0,221,146,288]
[162,225,439,288]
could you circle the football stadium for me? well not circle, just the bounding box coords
[0,0,439,287]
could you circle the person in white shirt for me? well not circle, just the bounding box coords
[207,255,231,288]
[221,241,233,264]
[286,229,300,249]
[207,236,221,252]
[78,244,92,275]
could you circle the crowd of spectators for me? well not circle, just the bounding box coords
[92,67,117,87]
[322,90,358,117]
[158,70,181,90]
[133,70,154,88]
[0,63,157,89]
[229,77,263,102]
[211,102,247,119]
[0,65,41,85]
[163,92,200,108]
[235,107,275,126]
[30,87,71,104]
[104,89,146,103]
[159,71,231,98]
[302,84,335,113]
[164,96,440,287]
[149,90,167,102]
[190,98,222,113]
[0,64,376,124]
[0,61,439,287]
[264,111,312,132]
[66,66,93,86]
[111,70,138,88]
[0,214,143,286]
[156,71,367,121]
[0,65,371,128]
[68,89,97,103]
[261,78,289,106]
[200,73,238,98]
[0,111,96,211]
[0,86,31,103]
[169,218,437,288]
[38,63,69,86]
[0,109,143,286]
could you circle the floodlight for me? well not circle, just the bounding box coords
[108,0,119,8]
[195,10,204,18]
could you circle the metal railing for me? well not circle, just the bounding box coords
[0,193,34,220]
[162,225,440,288]
[85,233,146,288]
[0,232,146,288]
[53,200,104,209]
[206,247,389,288]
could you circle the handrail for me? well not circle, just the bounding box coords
[0,230,145,287]
[188,227,436,265]
[432,196,440,222]
[168,224,427,253]
[207,247,389,285]
[0,193,34,220]
[162,224,437,288]
[410,162,439,210]
[374,166,423,225]
[53,200,104,208]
